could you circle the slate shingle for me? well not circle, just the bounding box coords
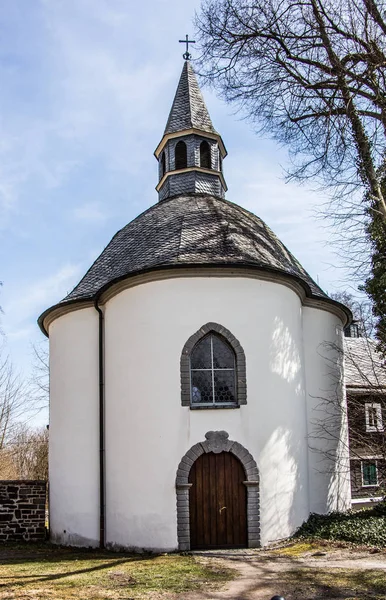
[164,61,217,135]
[344,338,386,389]
[60,194,329,304]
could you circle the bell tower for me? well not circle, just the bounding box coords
[155,58,227,202]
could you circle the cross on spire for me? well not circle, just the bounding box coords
[179,34,195,60]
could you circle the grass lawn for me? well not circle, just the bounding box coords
[282,567,386,600]
[269,541,386,599]
[1,541,385,600]
[0,544,233,600]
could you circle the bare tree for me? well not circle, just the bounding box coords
[0,345,32,449]
[196,0,386,223]
[30,341,49,410]
[196,0,386,360]
[0,343,48,479]
[6,424,48,481]
[329,291,375,336]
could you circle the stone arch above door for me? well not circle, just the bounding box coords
[176,431,260,550]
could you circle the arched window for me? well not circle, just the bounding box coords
[200,140,211,169]
[161,152,166,177]
[175,141,187,170]
[180,323,247,408]
[191,334,235,405]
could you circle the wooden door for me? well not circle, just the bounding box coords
[188,451,247,549]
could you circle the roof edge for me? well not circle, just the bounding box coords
[154,128,227,159]
[38,264,352,336]
[155,166,228,193]
[347,386,386,393]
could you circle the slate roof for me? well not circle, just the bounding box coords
[164,61,217,136]
[57,194,331,306]
[344,338,386,389]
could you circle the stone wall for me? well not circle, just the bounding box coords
[0,480,46,541]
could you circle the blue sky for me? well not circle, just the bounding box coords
[1,0,352,422]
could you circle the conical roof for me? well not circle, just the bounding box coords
[50,196,326,300]
[164,61,217,135]
[39,194,351,334]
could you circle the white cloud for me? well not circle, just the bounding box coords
[3,264,83,332]
[6,325,36,342]
[72,202,108,223]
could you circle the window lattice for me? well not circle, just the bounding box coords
[190,334,236,405]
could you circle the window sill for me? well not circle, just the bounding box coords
[361,483,379,488]
[190,404,240,410]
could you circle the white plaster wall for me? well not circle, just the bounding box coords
[104,277,311,550]
[302,307,351,514]
[49,308,100,547]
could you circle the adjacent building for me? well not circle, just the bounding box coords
[344,329,386,508]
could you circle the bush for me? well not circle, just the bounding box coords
[294,506,386,547]
[370,498,386,516]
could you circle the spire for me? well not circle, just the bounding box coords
[155,60,227,203]
[164,61,218,136]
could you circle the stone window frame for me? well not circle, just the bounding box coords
[180,322,247,408]
[175,430,260,551]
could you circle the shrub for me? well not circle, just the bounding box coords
[294,507,386,547]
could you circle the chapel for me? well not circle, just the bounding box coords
[39,56,352,551]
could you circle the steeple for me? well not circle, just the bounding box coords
[155,60,227,202]
[164,61,218,136]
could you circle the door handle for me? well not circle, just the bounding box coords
[219,506,227,513]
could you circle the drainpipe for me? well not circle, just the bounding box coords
[94,297,105,549]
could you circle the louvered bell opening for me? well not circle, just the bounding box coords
[200,141,211,169]
[175,141,187,170]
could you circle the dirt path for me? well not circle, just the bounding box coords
[185,548,386,600]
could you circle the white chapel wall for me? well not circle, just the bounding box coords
[302,306,351,514]
[48,275,350,551]
[49,308,100,547]
[104,276,311,550]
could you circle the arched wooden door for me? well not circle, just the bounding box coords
[188,451,247,549]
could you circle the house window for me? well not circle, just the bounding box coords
[175,141,187,170]
[190,334,236,406]
[200,141,211,169]
[344,322,360,338]
[365,402,383,432]
[361,461,378,487]
[161,152,166,177]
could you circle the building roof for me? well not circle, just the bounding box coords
[164,61,217,136]
[38,194,351,332]
[344,337,386,390]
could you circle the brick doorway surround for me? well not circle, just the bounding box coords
[175,431,260,550]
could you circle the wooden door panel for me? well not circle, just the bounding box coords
[188,451,247,549]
